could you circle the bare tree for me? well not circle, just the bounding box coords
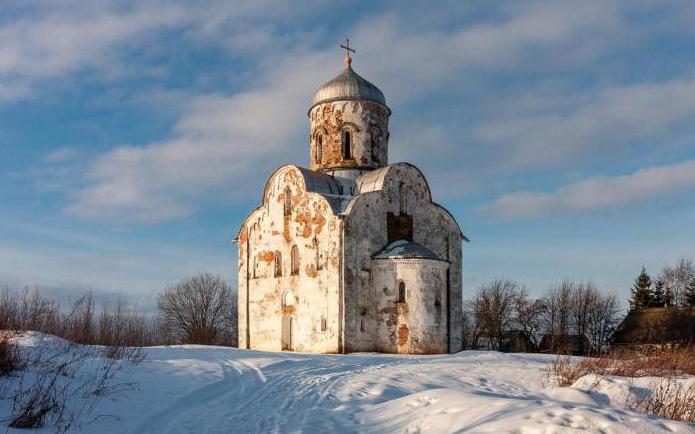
[513,289,546,348]
[541,280,621,354]
[542,280,574,348]
[473,279,519,350]
[157,273,235,345]
[661,257,694,306]
[586,291,620,352]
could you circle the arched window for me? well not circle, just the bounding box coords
[342,130,351,160]
[316,135,323,164]
[360,318,366,332]
[398,282,406,303]
[290,245,299,276]
[284,187,291,216]
[253,254,258,279]
[274,251,282,277]
[320,316,327,332]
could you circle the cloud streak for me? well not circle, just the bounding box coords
[65,50,337,222]
[478,160,695,217]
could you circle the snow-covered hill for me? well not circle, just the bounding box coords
[3,337,693,433]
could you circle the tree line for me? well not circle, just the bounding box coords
[461,278,620,353]
[0,273,236,347]
[463,256,694,354]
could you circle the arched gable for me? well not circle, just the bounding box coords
[355,162,432,201]
[345,162,465,239]
[235,165,343,241]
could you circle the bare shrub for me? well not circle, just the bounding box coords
[3,335,141,432]
[102,344,145,363]
[157,273,235,345]
[0,334,22,377]
[544,354,586,387]
[544,346,695,422]
[627,375,695,423]
[545,346,695,385]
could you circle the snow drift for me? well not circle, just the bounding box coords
[1,336,693,433]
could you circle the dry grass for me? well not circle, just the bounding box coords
[544,354,585,387]
[546,346,695,387]
[627,375,695,424]
[545,346,695,424]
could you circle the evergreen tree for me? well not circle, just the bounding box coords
[629,266,653,311]
[685,275,695,307]
[650,277,666,308]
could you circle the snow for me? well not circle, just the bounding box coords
[2,336,693,433]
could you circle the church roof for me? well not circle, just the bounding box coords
[294,167,343,196]
[373,240,443,261]
[311,60,387,111]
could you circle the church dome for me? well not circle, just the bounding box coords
[311,58,387,110]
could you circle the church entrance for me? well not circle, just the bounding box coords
[281,315,294,351]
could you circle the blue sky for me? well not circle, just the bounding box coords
[1,0,694,306]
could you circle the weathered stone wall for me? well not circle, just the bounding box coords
[308,100,389,172]
[371,258,449,354]
[342,163,464,353]
[237,165,342,353]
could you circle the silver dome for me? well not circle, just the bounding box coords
[311,60,387,110]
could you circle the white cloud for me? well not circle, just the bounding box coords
[0,0,315,102]
[352,1,626,104]
[9,0,692,221]
[476,77,695,168]
[66,50,337,222]
[478,160,695,217]
[63,1,635,221]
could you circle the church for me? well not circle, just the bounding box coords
[236,44,467,354]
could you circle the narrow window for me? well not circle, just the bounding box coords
[253,254,258,279]
[274,251,282,277]
[320,316,327,332]
[398,282,406,303]
[313,237,322,271]
[398,181,407,215]
[284,187,292,216]
[290,245,299,276]
[371,133,378,162]
[342,130,351,160]
[316,135,323,164]
[360,318,366,332]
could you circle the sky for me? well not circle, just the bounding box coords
[1,0,694,307]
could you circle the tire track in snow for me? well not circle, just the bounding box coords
[134,358,263,434]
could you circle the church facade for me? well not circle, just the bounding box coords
[236,51,467,354]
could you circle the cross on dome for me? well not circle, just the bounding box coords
[340,38,355,67]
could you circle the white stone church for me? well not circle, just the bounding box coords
[236,48,467,354]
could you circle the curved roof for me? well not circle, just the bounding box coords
[295,167,343,196]
[373,240,443,261]
[354,162,432,200]
[347,163,467,240]
[311,62,387,110]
